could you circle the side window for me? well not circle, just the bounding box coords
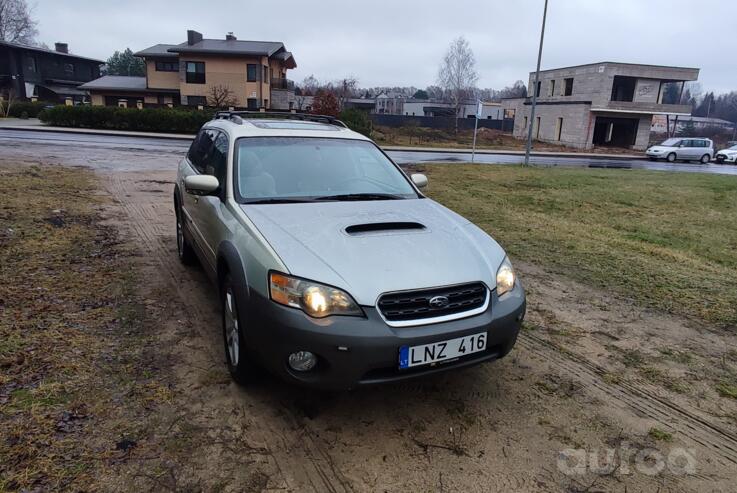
[204,130,229,186]
[187,129,215,173]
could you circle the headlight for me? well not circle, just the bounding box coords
[269,272,363,318]
[496,256,516,296]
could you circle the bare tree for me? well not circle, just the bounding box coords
[0,87,17,117]
[0,0,38,44]
[437,36,478,132]
[333,76,358,109]
[207,85,237,108]
[299,75,320,96]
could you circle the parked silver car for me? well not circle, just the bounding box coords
[174,112,525,390]
[715,144,737,164]
[646,137,714,163]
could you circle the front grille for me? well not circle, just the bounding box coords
[378,282,487,322]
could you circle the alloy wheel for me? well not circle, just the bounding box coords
[224,288,240,367]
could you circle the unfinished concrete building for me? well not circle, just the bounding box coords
[501,62,699,150]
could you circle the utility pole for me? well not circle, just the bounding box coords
[524,0,549,166]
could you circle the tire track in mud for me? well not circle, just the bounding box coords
[105,174,352,493]
[518,331,737,467]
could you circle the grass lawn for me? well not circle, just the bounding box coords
[422,164,737,327]
[0,164,163,491]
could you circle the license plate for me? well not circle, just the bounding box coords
[399,332,487,369]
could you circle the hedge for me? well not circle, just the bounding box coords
[339,108,372,137]
[38,105,215,134]
[5,101,52,118]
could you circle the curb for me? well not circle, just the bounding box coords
[381,145,646,160]
[0,124,194,141]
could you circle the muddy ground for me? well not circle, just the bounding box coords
[1,140,736,492]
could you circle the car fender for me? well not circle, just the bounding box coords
[217,240,250,302]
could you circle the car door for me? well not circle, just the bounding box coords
[684,139,699,159]
[193,129,233,272]
[180,128,215,262]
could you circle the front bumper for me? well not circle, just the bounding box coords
[243,283,526,390]
[715,154,737,163]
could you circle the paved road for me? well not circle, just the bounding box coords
[2,128,737,176]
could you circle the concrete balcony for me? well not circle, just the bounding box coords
[270,78,295,90]
[592,100,692,115]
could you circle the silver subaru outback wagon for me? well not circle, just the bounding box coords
[173,112,526,390]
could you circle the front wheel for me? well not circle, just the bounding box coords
[175,199,196,265]
[700,154,711,164]
[222,275,254,385]
[666,152,677,163]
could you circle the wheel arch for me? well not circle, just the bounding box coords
[217,241,250,301]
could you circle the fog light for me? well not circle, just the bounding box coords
[288,351,317,372]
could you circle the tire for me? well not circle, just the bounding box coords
[175,197,196,265]
[666,152,677,163]
[221,274,254,385]
[700,154,711,164]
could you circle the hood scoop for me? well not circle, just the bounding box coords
[344,221,426,236]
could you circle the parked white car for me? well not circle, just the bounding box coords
[646,138,714,164]
[714,144,737,164]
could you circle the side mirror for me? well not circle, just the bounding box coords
[184,175,219,196]
[411,173,428,189]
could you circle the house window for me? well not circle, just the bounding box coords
[264,99,268,108]
[187,95,207,106]
[555,117,563,141]
[247,64,258,82]
[263,66,269,83]
[156,61,178,72]
[535,81,541,97]
[548,80,556,97]
[611,76,636,102]
[64,63,74,77]
[523,116,528,130]
[26,56,37,73]
[185,62,205,84]
[563,78,573,96]
[247,98,258,109]
[535,117,541,138]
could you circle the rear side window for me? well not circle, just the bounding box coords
[204,130,229,185]
[187,129,215,173]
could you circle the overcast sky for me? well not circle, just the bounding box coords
[32,0,736,94]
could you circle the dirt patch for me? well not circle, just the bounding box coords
[97,169,736,492]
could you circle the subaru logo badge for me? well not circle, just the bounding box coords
[429,296,450,308]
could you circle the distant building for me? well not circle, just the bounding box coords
[375,91,404,114]
[0,40,103,103]
[651,115,735,134]
[402,99,503,119]
[80,30,296,110]
[501,62,699,150]
[343,97,376,111]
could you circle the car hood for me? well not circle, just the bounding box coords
[717,149,737,155]
[242,199,505,306]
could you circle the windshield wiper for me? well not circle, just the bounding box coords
[314,193,404,201]
[243,198,313,204]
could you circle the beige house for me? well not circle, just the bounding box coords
[81,30,296,110]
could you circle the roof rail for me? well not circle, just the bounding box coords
[212,110,348,128]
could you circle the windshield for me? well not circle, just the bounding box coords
[234,137,419,202]
[659,138,680,146]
